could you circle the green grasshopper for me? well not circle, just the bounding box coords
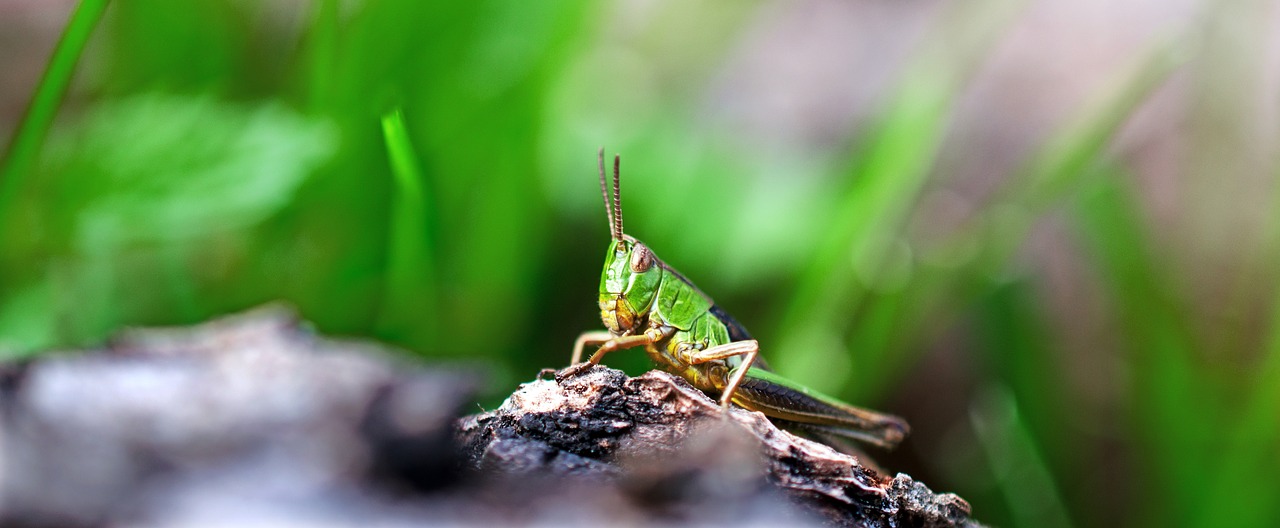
[567,149,909,449]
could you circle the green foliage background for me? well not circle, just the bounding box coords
[2,1,1278,526]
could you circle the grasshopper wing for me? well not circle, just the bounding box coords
[729,367,909,449]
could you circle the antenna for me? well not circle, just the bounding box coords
[597,148,616,240]
[612,154,623,239]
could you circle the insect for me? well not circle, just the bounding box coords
[566,148,909,449]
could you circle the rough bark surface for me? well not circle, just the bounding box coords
[459,365,978,527]
[0,307,979,527]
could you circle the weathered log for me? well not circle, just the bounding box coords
[0,307,978,527]
[459,365,979,527]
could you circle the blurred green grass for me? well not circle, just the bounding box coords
[2,1,1279,527]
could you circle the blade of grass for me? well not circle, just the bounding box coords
[971,386,1075,528]
[378,108,438,347]
[838,30,1185,401]
[1195,294,1280,527]
[840,285,908,401]
[920,35,1185,299]
[1182,0,1276,364]
[1194,164,1280,528]
[1073,171,1204,527]
[978,42,1187,270]
[301,0,341,112]
[845,38,1184,508]
[974,281,1080,523]
[853,35,1186,418]
[0,0,111,215]
[772,0,1025,391]
[811,42,1185,527]
[1170,13,1280,524]
[770,80,954,393]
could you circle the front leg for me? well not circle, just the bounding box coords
[585,325,675,365]
[563,326,674,377]
[680,339,761,409]
[571,330,614,365]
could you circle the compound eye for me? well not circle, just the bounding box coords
[630,243,654,273]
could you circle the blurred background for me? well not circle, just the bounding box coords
[2,0,1278,526]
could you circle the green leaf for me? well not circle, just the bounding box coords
[376,109,438,346]
[43,93,336,249]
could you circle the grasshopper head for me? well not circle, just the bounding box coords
[594,149,662,335]
[599,235,662,334]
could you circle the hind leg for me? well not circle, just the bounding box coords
[682,340,760,409]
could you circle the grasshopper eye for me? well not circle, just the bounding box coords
[630,243,654,273]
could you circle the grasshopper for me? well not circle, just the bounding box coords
[567,149,909,449]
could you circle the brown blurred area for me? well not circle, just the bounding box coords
[0,0,76,145]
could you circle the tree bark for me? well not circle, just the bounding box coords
[459,364,979,527]
[0,306,979,527]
